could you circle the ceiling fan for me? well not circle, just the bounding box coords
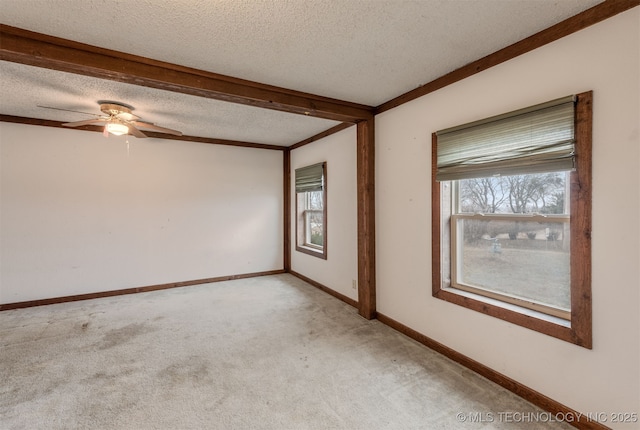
[39,101,182,138]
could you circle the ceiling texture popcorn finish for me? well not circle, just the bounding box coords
[0,0,604,146]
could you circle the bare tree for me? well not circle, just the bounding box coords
[505,173,564,214]
[459,177,507,213]
[459,177,508,243]
[504,173,566,239]
[459,173,566,242]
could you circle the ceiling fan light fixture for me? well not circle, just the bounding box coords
[54,101,180,138]
[106,122,129,136]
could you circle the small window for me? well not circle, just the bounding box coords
[432,92,592,348]
[295,162,327,259]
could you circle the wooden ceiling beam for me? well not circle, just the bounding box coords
[0,24,374,124]
[0,114,286,151]
[289,123,354,150]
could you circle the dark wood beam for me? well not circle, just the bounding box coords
[289,123,354,150]
[0,24,374,124]
[143,132,285,151]
[376,0,639,114]
[283,149,291,271]
[357,118,376,319]
[0,114,285,151]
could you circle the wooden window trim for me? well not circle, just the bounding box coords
[432,91,592,349]
[295,162,328,260]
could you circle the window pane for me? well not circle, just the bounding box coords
[306,190,323,210]
[456,218,570,310]
[458,172,567,215]
[307,211,324,246]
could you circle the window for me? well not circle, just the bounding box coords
[432,92,592,348]
[295,162,327,259]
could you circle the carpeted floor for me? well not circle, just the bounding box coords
[0,274,571,429]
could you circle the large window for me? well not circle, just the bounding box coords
[452,172,571,319]
[295,162,327,259]
[432,92,592,348]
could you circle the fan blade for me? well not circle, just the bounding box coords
[132,121,182,136]
[115,112,139,121]
[62,118,108,127]
[127,124,147,138]
[38,105,101,117]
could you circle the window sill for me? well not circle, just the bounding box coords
[441,286,570,328]
[433,286,590,347]
[295,245,327,260]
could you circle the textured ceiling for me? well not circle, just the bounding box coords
[0,61,340,146]
[0,0,603,146]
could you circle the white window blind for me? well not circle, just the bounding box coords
[436,95,576,181]
[295,162,325,193]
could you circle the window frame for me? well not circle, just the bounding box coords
[295,162,327,259]
[449,173,572,320]
[431,91,592,348]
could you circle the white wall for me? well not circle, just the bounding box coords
[376,8,639,426]
[0,123,283,303]
[290,126,358,301]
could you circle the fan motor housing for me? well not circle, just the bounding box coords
[99,101,134,116]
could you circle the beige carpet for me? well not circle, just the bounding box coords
[0,274,571,429]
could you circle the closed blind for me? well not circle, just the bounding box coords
[295,162,325,193]
[436,96,575,181]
